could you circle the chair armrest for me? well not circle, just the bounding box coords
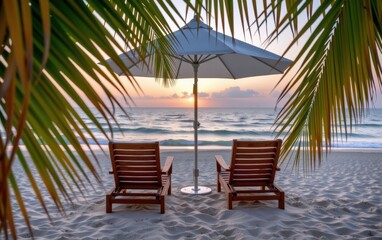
[272,183,284,193]
[276,167,280,171]
[162,156,174,174]
[109,169,113,174]
[215,155,230,171]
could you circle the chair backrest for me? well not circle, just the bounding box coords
[229,139,282,186]
[109,142,162,189]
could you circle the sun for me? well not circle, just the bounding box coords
[180,96,194,108]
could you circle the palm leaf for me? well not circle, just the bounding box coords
[257,0,382,170]
[0,0,201,238]
[0,0,280,238]
[1,0,259,238]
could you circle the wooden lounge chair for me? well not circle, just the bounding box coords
[216,139,285,209]
[106,141,173,214]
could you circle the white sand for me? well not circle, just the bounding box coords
[10,149,382,239]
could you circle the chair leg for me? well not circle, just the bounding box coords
[279,192,285,209]
[106,194,112,213]
[160,197,165,214]
[227,193,233,209]
[168,179,172,195]
[217,174,221,192]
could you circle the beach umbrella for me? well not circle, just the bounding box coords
[105,16,292,194]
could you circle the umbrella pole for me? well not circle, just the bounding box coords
[194,63,199,191]
[181,62,211,195]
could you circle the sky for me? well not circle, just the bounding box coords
[107,1,382,109]
[123,74,289,108]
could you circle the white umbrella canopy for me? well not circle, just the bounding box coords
[108,17,291,79]
[105,16,292,194]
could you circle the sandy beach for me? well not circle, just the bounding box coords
[10,148,382,239]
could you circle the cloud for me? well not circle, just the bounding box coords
[138,95,155,99]
[157,93,179,99]
[211,86,259,98]
[143,91,209,100]
[198,92,209,98]
[156,92,191,99]
[168,91,209,99]
[271,90,291,99]
[181,92,190,98]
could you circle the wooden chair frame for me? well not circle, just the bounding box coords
[216,139,284,209]
[106,142,173,214]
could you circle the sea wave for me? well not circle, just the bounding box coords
[160,139,232,146]
[199,129,272,136]
[163,114,187,118]
[332,141,382,148]
[64,107,382,149]
[179,120,194,123]
[122,127,173,134]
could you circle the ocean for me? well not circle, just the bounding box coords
[80,107,382,149]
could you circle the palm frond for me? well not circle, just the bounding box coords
[259,0,382,170]
[0,0,197,238]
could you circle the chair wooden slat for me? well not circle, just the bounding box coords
[235,140,279,148]
[115,160,157,167]
[234,164,273,169]
[118,176,159,181]
[236,148,277,156]
[119,180,159,185]
[117,184,162,189]
[112,142,158,149]
[234,169,272,174]
[115,166,158,171]
[114,155,157,160]
[235,159,274,164]
[117,170,157,176]
[232,173,271,179]
[111,192,158,197]
[232,180,270,186]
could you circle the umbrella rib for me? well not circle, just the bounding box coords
[171,55,194,64]
[175,60,182,79]
[171,54,222,65]
[217,56,236,79]
[199,55,216,63]
[120,52,151,76]
[249,56,285,74]
[193,54,205,63]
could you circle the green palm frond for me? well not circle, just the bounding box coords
[1,0,258,238]
[0,0,196,238]
[260,0,382,169]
